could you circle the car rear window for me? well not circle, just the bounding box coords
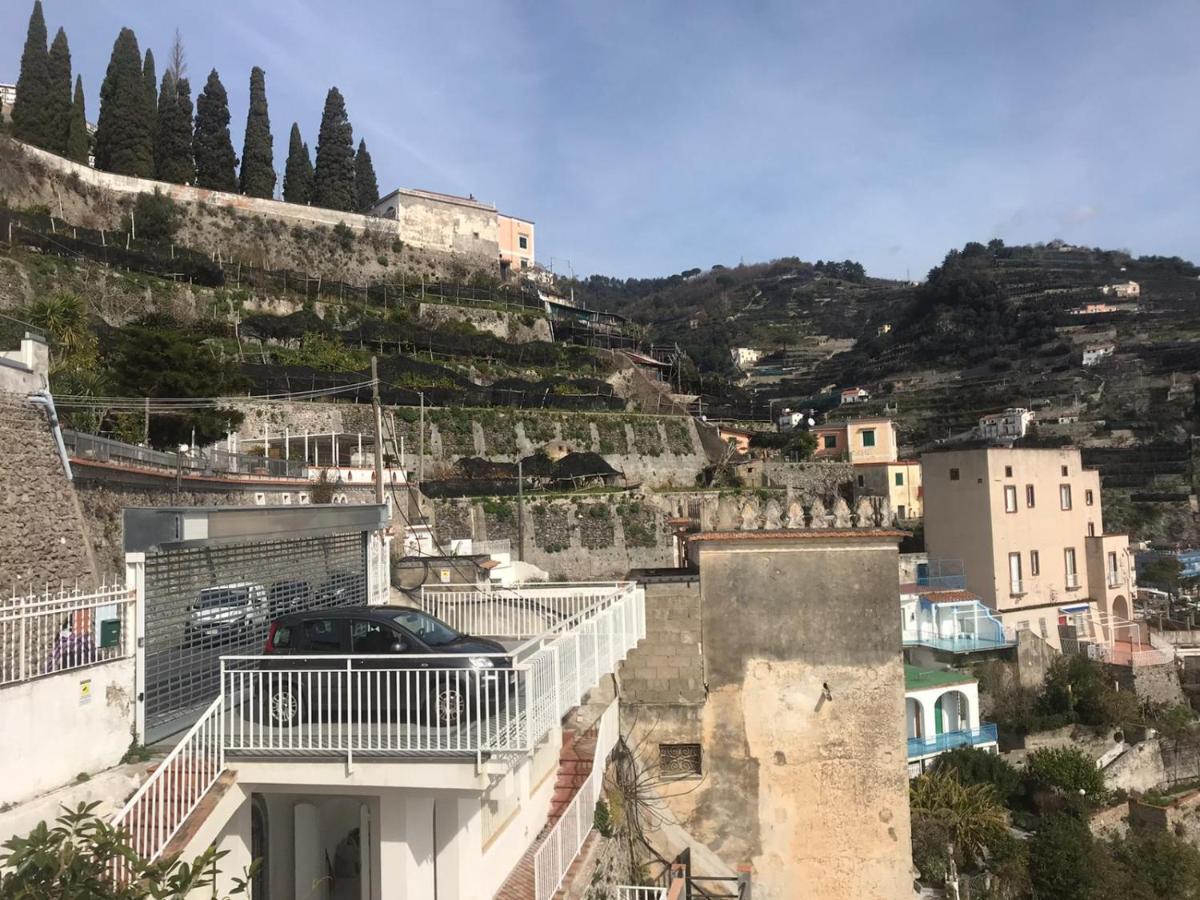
[272,625,292,649]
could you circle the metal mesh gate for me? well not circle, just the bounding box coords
[128,506,388,742]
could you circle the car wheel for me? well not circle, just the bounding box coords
[268,685,300,727]
[436,684,465,727]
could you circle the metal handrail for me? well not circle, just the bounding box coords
[907,723,999,758]
[63,430,307,479]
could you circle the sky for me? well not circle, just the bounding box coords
[2,0,1198,280]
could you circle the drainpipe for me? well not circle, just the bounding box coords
[28,389,73,481]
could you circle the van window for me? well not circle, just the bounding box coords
[272,625,292,649]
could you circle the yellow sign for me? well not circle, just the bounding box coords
[79,679,92,705]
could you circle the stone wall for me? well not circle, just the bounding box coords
[0,137,493,282]
[760,459,855,496]
[232,401,712,489]
[1106,661,1186,707]
[0,391,96,589]
[416,303,552,343]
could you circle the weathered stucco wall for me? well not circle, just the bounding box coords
[621,534,913,900]
[0,390,97,589]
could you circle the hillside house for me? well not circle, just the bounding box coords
[840,386,871,405]
[497,213,535,277]
[368,188,502,262]
[731,347,765,370]
[905,665,997,777]
[1082,344,1116,366]
[1101,281,1140,298]
[978,408,1034,442]
[923,446,1138,654]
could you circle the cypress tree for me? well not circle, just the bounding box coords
[11,1,52,147]
[65,75,90,164]
[154,75,195,184]
[143,49,158,120]
[354,139,380,212]
[95,28,154,176]
[193,70,238,192]
[45,27,73,155]
[282,123,313,204]
[238,67,275,198]
[312,87,356,212]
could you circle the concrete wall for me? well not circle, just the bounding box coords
[1106,661,1186,708]
[622,533,913,900]
[620,578,706,705]
[0,335,49,393]
[0,658,135,805]
[0,390,97,588]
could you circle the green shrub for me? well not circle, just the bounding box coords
[332,221,355,251]
[124,190,179,241]
[1024,747,1106,799]
[932,747,1022,804]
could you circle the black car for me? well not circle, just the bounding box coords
[258,605,512,727]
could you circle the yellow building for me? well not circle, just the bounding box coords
[923,446,1135,651]
[856,459,923,521]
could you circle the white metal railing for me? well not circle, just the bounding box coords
[534,699,620,900]
[420,581,635,640]
[219,585,644,763]
[1065,574,1080,589]
[111,696,223,867]
[0,583,134,686]
[618,888,668,900]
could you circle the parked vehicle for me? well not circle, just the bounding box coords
[267,579,313,618]
[184,582,268,647]
[259,605,512,727]
[315,572,366,605]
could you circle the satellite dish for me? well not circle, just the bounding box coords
[807,417,816,427]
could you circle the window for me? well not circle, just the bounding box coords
[1085,489,1094,506]
[1005,465,1013,477]
[1026,485,1036,508]
[861,429,876,448]
[1061,465,1069,476]
[897,505,906,519]
[950,468,960,481]
[520,259,528,269]
[393,609,461,647]
[1004,485,1018,513]
[895,471,905,486]
[1065,548,1078,587]
[824,434,838,449]
[270,625,292,649]
[1039,618,1049,638]
[1087,522,1095,537]
[660,743,702,778]
[857,474,865,488]
[1009,552,1023,594]
[1060,484,1072,510]
[351,619,399,654]
[518,234,528,250]
[1108,551,1120,587]
[1016,620,1030,632]
[1031,550,1040,576]
[302,618,345,652]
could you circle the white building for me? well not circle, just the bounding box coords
[977,407,1034,442]
[1082,344,1115,366]
[1101,281,1140,298]
[840,386,871,405]
[905,665,997,777]
[731,347,765,371]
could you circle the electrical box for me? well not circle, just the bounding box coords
[99,619,121,649]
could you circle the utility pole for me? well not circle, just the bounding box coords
[516,457,525,562]
[143,397,149,445]
[371,356,385,505]
[417,392,425,488]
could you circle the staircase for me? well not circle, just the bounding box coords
[494,724,601,900]
[549,726,598,826]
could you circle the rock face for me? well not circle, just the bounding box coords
[0,391,96,590]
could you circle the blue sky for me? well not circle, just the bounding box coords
[3,1,1198,279]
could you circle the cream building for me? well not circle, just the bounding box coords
[923,446,1134,650]
[856,458,923,521]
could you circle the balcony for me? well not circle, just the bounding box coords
[113,582,645,866]
[902,596,1016,654]
[907,723,998,759]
